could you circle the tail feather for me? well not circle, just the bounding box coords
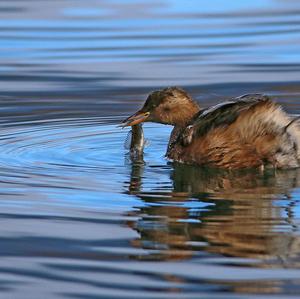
[235,101,300,168]
[273,114,300,168]
[284,116,300,132]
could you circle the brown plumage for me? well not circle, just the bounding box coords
[121,87,300,169]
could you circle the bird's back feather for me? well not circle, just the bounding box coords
[169,94,300,169]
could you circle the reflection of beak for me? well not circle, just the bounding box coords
[120,111,150,127]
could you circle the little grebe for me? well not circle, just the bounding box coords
[121,87,300,169]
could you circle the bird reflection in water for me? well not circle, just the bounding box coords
[124,153,300,269]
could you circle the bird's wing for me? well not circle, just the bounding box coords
[180,94,272,146]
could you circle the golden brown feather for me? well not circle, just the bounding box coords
[121,87,300,169]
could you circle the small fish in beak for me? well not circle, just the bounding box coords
[124,124,145,159]
[120,110,150,160]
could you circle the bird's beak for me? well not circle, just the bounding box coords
[120,111,150,127]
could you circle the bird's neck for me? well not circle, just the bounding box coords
[166,104,200,153]
[172,102,200,127]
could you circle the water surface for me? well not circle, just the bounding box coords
[1,0,300,298]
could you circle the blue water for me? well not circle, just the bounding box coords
[1,0,300,298]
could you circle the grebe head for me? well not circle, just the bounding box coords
[122,87,200,127]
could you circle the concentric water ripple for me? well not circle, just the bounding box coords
[0,117,125,169]
[0,117,152,210]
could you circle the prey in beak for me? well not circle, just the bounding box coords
[120,111,150,127]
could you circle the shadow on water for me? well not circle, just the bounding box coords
[126,157,300,265]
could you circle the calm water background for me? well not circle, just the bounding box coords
[1,0,300,298]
